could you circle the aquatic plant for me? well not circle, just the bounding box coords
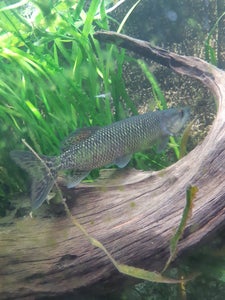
[0,0,179,214]
[0,0,190,216]
[0,0,141,213]
[204,11,225,66]
[137,59,181,161]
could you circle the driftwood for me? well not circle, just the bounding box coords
[1,31,225,299]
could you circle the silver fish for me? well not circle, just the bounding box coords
[10,107,189,209]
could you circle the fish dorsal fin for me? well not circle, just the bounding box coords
[61,126,100,152]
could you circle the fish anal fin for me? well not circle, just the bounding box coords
[66,170,90,188]
[114,154,132,168]
[61,126,100,152]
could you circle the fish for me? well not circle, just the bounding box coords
[10,107,189,210]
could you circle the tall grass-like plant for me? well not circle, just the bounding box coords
[0,0,143,214]
[0,0,149,213]
[0,0,176,215]
[204,11,225,65]
[133,59,181,169]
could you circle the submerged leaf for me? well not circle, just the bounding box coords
[163,185,198,272]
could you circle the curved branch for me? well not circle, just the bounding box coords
[1,31,225,299]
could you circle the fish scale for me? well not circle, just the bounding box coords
[10,107,190,209]
[61,113,161,170]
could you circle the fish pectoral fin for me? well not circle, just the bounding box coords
[61,126,100,152]
[114,154,132,168]
[66,171,90,188]
[156,136,169,153]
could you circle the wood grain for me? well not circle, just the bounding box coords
[1,31,225,299]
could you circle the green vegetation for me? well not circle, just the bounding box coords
[120,230,225,300]
[204,11,225,66]
[0,0,136,213]
[163,185,198,273]
[0,1,225,300]
[63,191,189,288]
[61,183,225,300]
[0,0,182,215]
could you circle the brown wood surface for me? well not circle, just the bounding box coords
[1,31,225,299]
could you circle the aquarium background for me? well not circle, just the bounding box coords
[0,0,225,299]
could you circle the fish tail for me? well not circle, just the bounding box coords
[10,150,59,209]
